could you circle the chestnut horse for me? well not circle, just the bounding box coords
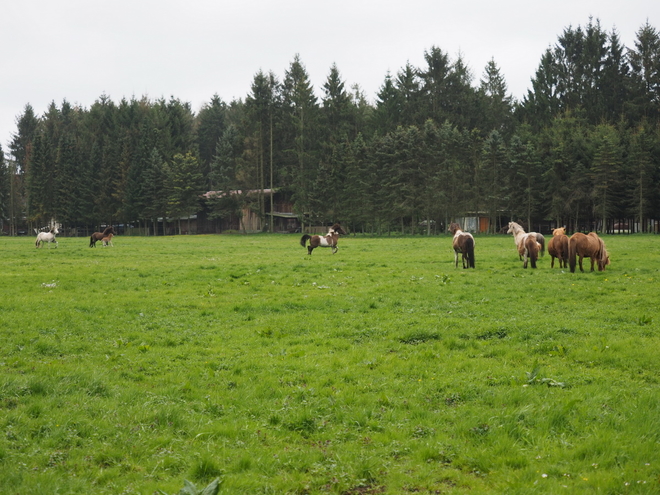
[523,235,540,268]
[300,223,346,255]
[90,226,114,247]
[102,233,114,247]
[568,232,610,273]
[449,222,475,268]
[548,227,569,268]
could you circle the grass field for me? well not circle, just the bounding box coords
[1,233,659,494]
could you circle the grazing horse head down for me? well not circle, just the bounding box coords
[449,222,475,269]
[568,232,610,273]
[90,226,115,247]
[300,223,346,255]
[548,227,569,269]
[35,228,59,248]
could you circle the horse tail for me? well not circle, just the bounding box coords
[466,236,475,268]
[536,233,545,257]
[525,236,538,269]
[568,235,577,273]
[300,234,311,248]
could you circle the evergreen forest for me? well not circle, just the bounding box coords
[2,18,660,235]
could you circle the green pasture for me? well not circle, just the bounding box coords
[1,233,659,494]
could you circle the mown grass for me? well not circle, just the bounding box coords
[1,233,659,494]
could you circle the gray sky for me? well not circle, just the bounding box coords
[2,0,657,152]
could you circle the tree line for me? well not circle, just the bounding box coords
[1,18,660,236]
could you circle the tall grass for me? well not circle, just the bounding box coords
[1,233,659,493]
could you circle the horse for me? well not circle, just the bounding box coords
[300,223,346,255]
[548,227,569,268]
[449,222,475,268]
[523,234,540,269]
[568,232,610,273]
[102,233,114,247]
[90,226,114,247]
[506,222,545,261]
[35,227,59,248]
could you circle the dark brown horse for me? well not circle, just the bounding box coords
[300,223,346,255]
[90,226,114,247]
[449,222,475,268]
[523,234,540,268]
[568,232,610,272]
[548,227,569,268]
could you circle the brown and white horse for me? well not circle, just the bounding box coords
[90,226,114,247]
[300,223,346,255]
[568,232,610,273]
[449,222,475,268]
[548,227,569,268]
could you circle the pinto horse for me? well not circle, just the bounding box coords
[35,227,59,248]
[300,223,346,255]
[90,226,114,247]
[449,222,475,268]
[568,232,610,273]
[548,227,569,268]
[506,222,545,261]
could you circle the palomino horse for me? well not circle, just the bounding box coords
[35,227,59,248]
[506,222,545,260]
[300,223,346,255]
[90,226,114,247]
[449,222,475,268]
[568,232,610,273]
[548,227,569,268]
[102,233,114,247]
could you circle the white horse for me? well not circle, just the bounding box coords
[35,228,59,248]
[506,222,545,261]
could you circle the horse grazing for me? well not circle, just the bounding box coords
[449,222,475,268]
[90,226,114,247]
[568,232,610,273]
[35,228,59,248]
[548,227,569,268]
[300,223,346,255]
[506,221,545,260]
[102,233,114,247]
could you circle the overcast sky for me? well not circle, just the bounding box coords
[2,0,658,152]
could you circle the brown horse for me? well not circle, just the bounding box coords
[449,222,475,268]
[523,234,540,268]
[90,226,114,247]
[548,227,569,268]
[102,233,114,247]
[300,223,346,255]
[568,232,610,273]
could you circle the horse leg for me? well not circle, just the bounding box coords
[578,255,584,272]
[590,258,595,272]
[551,256,555,268]
[454,250,459,268]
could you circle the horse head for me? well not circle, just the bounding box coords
[330,223,346,236]
[449,222,461,235]
[552,227,566,236]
